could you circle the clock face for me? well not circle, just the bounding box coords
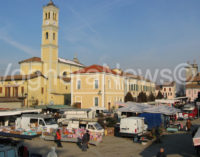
[45,21,49,25]
[53,21,56,25]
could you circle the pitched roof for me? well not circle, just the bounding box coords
[123,72,152,82]
[58,58,85,67]
[162,81,175,87]
[19,57,42,64]
[186,84,200,89]
[19,57,85,68]
[0,72,47,81]
[156,82,175,88]
[73,64,119,75]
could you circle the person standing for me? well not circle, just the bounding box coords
[55,129,62,148]
[157,148,167,157]
[82,130,90,151]
[155,126,161,143]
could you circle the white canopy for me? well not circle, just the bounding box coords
[0,108,42,117]
[118,102,181,115]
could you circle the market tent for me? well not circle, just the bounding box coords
[118,102,180,115]
[118,102,151,113]
[144,105,181,115]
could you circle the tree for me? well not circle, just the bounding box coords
[137,92,147,103]
[124,92,134,102]
[176,84,185,97]
[148,92,155,102]
[156,91,164,99]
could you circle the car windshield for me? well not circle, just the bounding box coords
[183,110,193,114]
[94,123,103,130]
[44,118,56,125]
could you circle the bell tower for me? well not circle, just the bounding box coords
[41,0,59,96]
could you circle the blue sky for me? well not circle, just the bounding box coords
[0,0,200,76]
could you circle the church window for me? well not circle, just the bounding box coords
[48,12,50,19]
[41,87,44,94]
[0,87,2,93]
[46,32,48,39]
[45,13,47,20]
[21,87,24,95]
[53,33,55,40]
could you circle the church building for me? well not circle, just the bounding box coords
[0,0,84,108]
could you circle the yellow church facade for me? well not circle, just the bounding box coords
[0,1,84,107]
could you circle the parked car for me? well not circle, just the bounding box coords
[182,105,198,119]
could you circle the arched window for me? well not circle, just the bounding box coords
[55,13,56,20]
[46,32,48,39]
[45,13,47,20]
[53,33,55,40]
[53,13,55,20]
[48,12,50,19]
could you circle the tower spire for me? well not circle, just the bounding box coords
[47,0,55,6]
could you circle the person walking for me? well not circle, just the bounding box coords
[157,148,167,157]
[55,129,62,148]
[82,130,90,151]
[186,119,192,132]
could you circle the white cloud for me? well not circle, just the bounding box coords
[0,26,39,56]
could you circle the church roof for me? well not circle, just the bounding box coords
[58,58,85,67]
[19,57,85,67]
[19,57,42,64]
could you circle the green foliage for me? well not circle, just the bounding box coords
[156,91,164,99]
[137,92,147,102]
[124,92,134,102]
[148,92,155,101]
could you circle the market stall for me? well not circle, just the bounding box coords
[0,126,41,140]
[42,127,103,146]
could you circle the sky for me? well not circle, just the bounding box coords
[0,0,200,81]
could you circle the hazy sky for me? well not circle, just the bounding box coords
[0,0,200,78]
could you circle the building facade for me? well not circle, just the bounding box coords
[71,65,125,110]
[124,73,156,100]
[185,61,200,101]
[155,82,176,99]
[71,66,156,110]
[0,1,84,107]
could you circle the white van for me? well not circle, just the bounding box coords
[115,117,147,137]
[67,120,104,135]
[15,114,58,132]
